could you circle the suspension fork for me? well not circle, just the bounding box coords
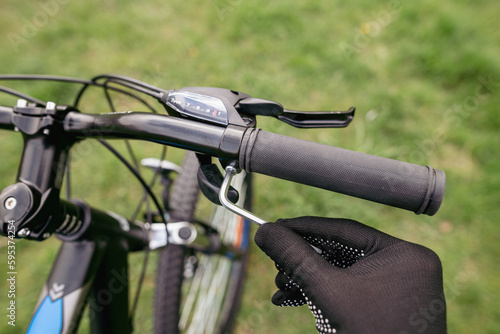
[27,237,133,334]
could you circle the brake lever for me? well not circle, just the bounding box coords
[276,107,355,128]
[235,97,355,129]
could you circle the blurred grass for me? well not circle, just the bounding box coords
[0,0,499,332]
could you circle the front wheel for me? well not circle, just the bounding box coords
[154,153,251,334]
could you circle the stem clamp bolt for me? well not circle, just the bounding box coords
[18,228,31,238]
[4,197,17,210]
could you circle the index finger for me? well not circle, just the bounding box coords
[275,216,401,256]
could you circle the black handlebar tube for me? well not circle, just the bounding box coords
[63,111,248,158]
[0,106,15,130]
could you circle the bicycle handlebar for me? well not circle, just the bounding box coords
[0,106,445,216]
[239,130,445,215]
[63,111,229,156]
[0,106,15,130]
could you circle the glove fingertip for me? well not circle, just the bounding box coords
[254,222,282,248]
[275,272,295,290]
[272,290,306,307]
[271,290,286,306]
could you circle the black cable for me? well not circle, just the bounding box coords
[0,75,169,223]
[129,146,168,321]
[0,74,164,97]
[0,74,93,85]
[102,79,159,113]
[0,86,46,106]
[0,74,162,112]
[101,78,162,99]
[130,247,150,320]
[73,81,160,114]
[72,77,165,322]
[130,146,167,222]
[91,73,167,94]
[103,83,117,113]
[98,140,167,225]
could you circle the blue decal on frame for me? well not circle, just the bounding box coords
[27,296,63,334]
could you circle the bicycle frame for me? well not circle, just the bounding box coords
[27,202,150,334]
[22,179,242,334]
[0,99,249,333]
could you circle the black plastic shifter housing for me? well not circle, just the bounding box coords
[162,87,355,129]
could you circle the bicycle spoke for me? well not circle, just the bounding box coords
[180,255,209,331]
[131,147,167,221]
[197,257,223,334]
[205,258,231,334]
[156,155,250,334]
[185,256,215,334]
[181,204,245,332]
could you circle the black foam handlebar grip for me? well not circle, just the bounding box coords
[240,130,445,215]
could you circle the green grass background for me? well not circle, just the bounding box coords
[0,0,499,332]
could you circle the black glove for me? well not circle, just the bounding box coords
[254,217,447,334]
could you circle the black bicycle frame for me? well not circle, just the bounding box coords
[0,102,241,333]
[27,201,149,334]
[0,104,172,333]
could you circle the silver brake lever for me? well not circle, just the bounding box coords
[219,163,267,226]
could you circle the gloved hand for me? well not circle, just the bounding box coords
[254,217,447,334]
